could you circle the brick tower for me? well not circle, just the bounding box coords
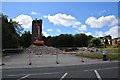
[32,18,44,45]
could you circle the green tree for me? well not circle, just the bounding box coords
[1,14,23,49]
[57,34,74,47]
[74,33,88,47]
[45,36,53,46]
[88,35,93,46]
[90,37,101,47]
[21,31,32,48]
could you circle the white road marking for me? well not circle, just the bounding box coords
[5,56,10,58]
[31,72,59,75]
[7,72,59,76]
[94,70,102,80]
[84,67,118,71]
[7,74,26,76]
[17,74,30,80]
[60,72,68,80]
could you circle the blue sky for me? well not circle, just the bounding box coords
[2,2,118,38]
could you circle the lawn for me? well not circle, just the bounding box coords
[102,45,120,53]
[76,53,120,60]
[103,48,119,53]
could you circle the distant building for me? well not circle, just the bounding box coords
[99,35,120,46]
[99,35,112,46]
[32,19,42,44]
[112,37,120,45]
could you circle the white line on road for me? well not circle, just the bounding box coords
[17,74,30,80]
[7,72,59,76]
[60,72,68,80]
[94,70,102,80]
[32,72,59,75]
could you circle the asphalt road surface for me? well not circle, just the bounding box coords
[2,61,119,80]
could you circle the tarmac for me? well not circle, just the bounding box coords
[0,52,117,69]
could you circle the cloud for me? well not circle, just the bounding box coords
[42,31,49,37]
[31,11,40,15]
[75,31,92,36]
[44,13,81,28]
[75,30,79,33]
[99,10,106,15]
[56,29,61,32]
[105,26,118,38]
[86,15,118,28]
[85,32,92,36]
[13,14,33,28]
[47,28,53,32]
[78,25,87,31]
[95,31,104,37]
[31,11,37,15]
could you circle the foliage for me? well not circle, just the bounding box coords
[21,31,32,48]
[1,14,23,49]
[90,37,101,47]
[74,33,88,47]
[44,33,92,47]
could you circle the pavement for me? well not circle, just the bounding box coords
[2,61,119,80]
[0,52,118,69]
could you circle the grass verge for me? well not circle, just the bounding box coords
[76,53,120,60]
[103,48,120,53]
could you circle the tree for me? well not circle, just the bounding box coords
[45,36,53,46]
[1,14,22,49]
[21,31,32,48]
[88,35,93,46]
[74,33,88,47]
[90,37,101,47]
[57,34,74,47]
[9,19,23,35]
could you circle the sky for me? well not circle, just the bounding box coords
[2,2,119,38]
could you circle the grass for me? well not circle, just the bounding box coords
[103,48,119,53]
[102,45,120,53]
[106,53,120,60]
[76,53,120,60]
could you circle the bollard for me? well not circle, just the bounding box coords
[28,50,32,65]
[102,50,107,61]
[29,62,32,65]
[56,48,59,64]
[2,63,5,65]
[81,48,84,63]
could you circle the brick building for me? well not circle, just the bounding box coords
[32,19,42,44]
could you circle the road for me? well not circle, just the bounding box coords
[2,61,119,80]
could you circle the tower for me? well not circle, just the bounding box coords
[32,18,44,45]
